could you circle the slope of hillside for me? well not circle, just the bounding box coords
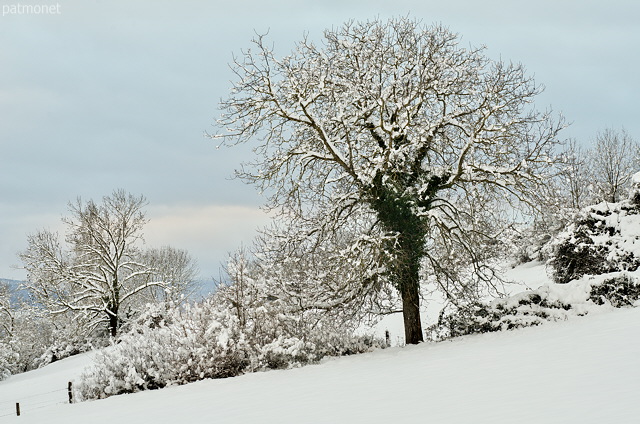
[1,298,638,424]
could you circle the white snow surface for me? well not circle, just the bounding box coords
[1,289,639,422]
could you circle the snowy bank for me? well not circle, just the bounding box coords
[1,305,638,423]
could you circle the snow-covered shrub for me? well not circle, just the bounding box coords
[427,271,640,341]
[0,343,18,380]
[75,245,386,401]
[257,332,383,370]
[547,215,610,284]
[217,248,385,366]
[589,274,640,307]
[0,302,59,376]
[36,322,105,368]
[0,281,111,380]
[547,197,640,284]
[258,336,317,369]
[76,301,251,400]
[427,291,573,340]
[76,287,384,400]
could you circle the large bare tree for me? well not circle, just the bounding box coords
[214,18,563,344]
[20,190,198,337]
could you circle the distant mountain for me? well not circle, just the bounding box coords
[0,278,24,288]
[0,278,30,304]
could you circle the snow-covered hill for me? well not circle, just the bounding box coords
[1,294,638,423]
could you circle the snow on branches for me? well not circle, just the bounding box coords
[214,17,564,344]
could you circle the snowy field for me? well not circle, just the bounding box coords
[1,262,638,423]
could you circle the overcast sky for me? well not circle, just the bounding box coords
[1,0,638,283]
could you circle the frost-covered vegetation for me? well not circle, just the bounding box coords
[75,180,640,400]
[1,190,199,380]
[0,310,97,380]
[427,271,640,340]
[547,173,640,284]
[0,281,105,379]
[214,16,565,344]
[424,173,640,341]
[76,278,384,400]
[19,190,199,338]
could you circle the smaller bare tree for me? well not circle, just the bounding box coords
[216,247,262,329]
[591,128,639,203]
[20,190,198,337]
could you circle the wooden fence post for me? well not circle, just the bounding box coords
[15,402,20,416]
[68,381,73,404]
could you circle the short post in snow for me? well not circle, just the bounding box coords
[68,381,73,404]
[16,402,20,416]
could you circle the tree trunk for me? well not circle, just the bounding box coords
[109,279,120,337]
[400,275,424,344]
[396,231,425,344]
[107,307,118,337]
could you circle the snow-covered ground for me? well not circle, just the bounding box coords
[1,261,638,424]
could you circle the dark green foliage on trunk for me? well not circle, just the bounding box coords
[367,173,440,344]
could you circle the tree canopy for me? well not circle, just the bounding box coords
[215,17,564,343]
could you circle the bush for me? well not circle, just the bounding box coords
[258,332,383,370]
[76,302,251,400]
[0,343,19,380]
[0,291,109,380]
[547,200,640,284]
[427,291,573,340]
[427,271,640,342]
[0,306,58,377]
[589,274,640,307]
[548,216,609,284]
[76,298,384,401]
[258,336,317,370]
